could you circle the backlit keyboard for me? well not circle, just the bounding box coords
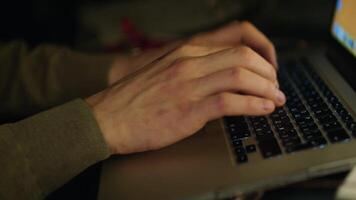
[224,60,356,164]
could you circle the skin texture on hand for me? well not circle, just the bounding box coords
[108,41,184,86]
[190,21,278,68]
[87,21,285,155]
[108,21,277,86]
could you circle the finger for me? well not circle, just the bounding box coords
[191,21,278,68]
[196,92,275,121]
[239,21,278,68]
[146,45,231,80]
[190,67,285,106]
[192,46,277,84]
[190,21,244,46]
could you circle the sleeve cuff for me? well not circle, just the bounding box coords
[7,99,110,197]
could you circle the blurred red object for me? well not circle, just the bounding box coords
[104,18,166,52]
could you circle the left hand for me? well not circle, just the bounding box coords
[189,21,277,68]
[107,21,277,86]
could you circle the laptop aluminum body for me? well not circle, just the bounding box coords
[98,1,356,199]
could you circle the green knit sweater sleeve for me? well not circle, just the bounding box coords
[0,41,114,199]
[0,41,114,120]
[0,99,111,199]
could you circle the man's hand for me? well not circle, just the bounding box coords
[108,41,183,85]
[189,21,278,68]
[86,41,285,155]
[107,21,277,86]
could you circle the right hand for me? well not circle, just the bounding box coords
[86,43,286,155]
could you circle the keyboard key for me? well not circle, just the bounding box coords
[295,115,313,124]
[352,129,356,138]
[258,138,282,158]
[300,125,319,134]
[249,116,267,123]
[225,116,245,124]
[308,137,327,147]
[225,117,249,130]
[346,122,356,131]
[285,142,312,153]
[236,154,248,163]
[228,126,238,134]
[232,140,243,147]
[318,114,337,124]
[303,130,323,140]
[327,95,339,103]
[278,129,298,139]
[314,109,330,118]
[230,134,240,141]
[253,122,270,130]
[281,136,301,147]
[306,96,322,103]
[275,123,294,133]
[227,61,355,163]
[292,112,309,121]
[255,128,273,135]
[276,108,286,115]
[331,101,344,110]
[323,121,342,132]
[246,144,257,153]
[234,147,246,155]
[226,120,248,128]
[256,133,275,141]
[336,107,348,116]
[298,121,317,130]
[232,130,251,139]
[342,114,354,123]
[326,128,350,143]
[310,102,328,110]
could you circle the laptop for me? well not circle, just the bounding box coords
[98,1,356,199]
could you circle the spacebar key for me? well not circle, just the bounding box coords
[258,137,282,158]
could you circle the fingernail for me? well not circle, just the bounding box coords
[263,101,274,111]
[276,90,286,104]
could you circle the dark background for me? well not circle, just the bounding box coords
[0,0,335,48]
[0,0,345,199]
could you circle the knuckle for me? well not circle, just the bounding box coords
[176,101,192,115]
[175,43,194,55]
[172,57,190,68]
[175,43,208,57]
[236,46,254,59]
[240,21,253,29]
[215,93,230,113]
[168,57,196,79]
[172,57,191,70]
[229,67,243,84]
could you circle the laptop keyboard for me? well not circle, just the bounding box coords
[224,60,356,164]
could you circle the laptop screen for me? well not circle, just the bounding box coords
[331,0,356,58]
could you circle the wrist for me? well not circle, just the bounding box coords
[85,91,118,155]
